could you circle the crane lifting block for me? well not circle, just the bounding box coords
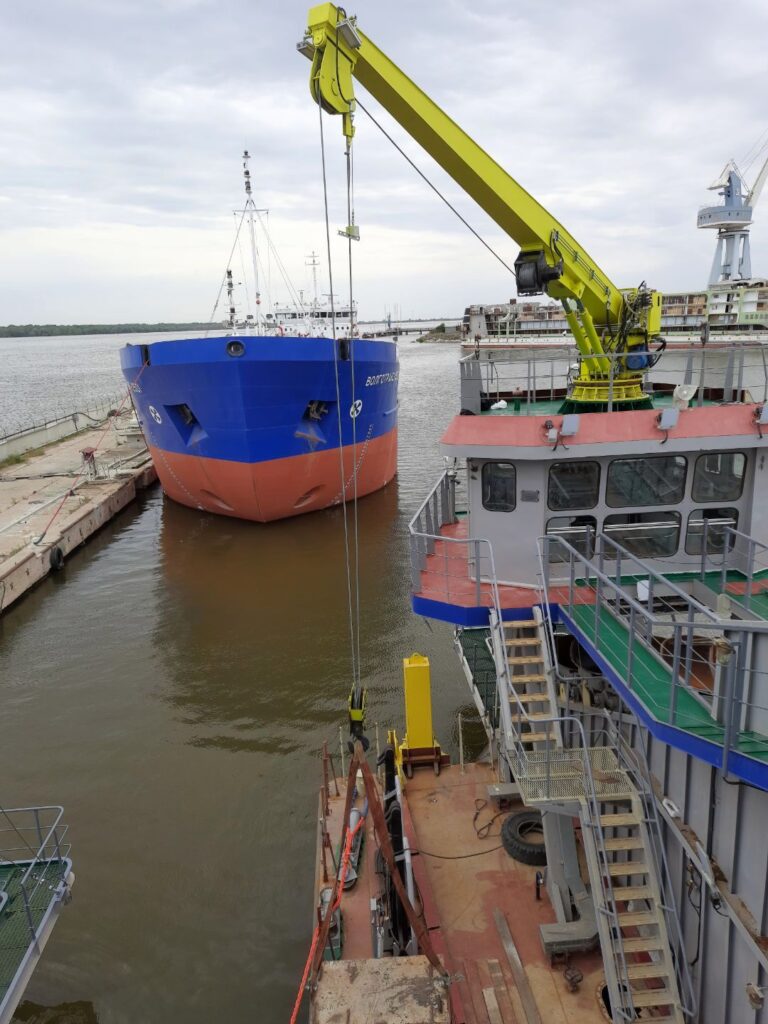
[398,654,449,779]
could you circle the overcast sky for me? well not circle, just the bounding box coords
[3,0,768,323]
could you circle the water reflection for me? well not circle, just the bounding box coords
[14,1001,99,1024]
[154,480,405,753]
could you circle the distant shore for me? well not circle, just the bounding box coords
[0,323,222,338]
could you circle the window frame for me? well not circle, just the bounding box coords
[603,510,682,559]
[691,451,747,504]
[547,460,601,512]
[481,461,517,513]
[684,507,739,555]
[605,454,688,509]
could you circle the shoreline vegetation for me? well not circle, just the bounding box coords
[0,323,223,338]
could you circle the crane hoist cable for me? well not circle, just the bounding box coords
[355,97,516,278]
[317,94,364,727]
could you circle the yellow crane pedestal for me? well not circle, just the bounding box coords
[394,654,450,779]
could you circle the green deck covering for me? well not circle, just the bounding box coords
[457,629,498,726]
[0,861,65,1003]
[568,602,768,764]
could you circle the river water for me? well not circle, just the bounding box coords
[0,333,475,1023]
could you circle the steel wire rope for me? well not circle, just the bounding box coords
[345,128,363,689]
[235,212,252,316]
[318,96,359,693]
[254,211,305,313]
[353,97,517,277]
[332,15,363,687]
[203,205,250,334]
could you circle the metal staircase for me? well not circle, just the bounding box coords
[489,606,695,1022]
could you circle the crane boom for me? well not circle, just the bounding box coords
[299,4,661,409]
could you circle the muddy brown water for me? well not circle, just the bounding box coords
[0,338,481,1023]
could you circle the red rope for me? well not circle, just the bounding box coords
[34,360,149,545]
[288,814,365,1024]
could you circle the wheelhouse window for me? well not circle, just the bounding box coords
[606,455,687,508]
[547,461,600,511]
[546,516,596,562]
[692,452,746,502]
[482,462,516,512]
[685,508,739,555]
[603,511,681,558]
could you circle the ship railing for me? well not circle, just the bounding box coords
[541,532,768,778]
[0,806,71,942]
[408,469,500,607]
[459,340,768,414]
[697,523,768,614]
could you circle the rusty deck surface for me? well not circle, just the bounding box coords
[311,763,607,1024]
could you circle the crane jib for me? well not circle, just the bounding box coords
[300,3,661,410]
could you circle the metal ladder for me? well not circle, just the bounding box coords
[489,608,693,1022]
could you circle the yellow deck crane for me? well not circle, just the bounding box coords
[298,4,664,411]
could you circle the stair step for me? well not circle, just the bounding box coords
[604,836,643,851]
[520,731,553,744]
[523,712,557,721]
[626,962,669,981]
[618,911,659,928]
[609,861,649,877]
[510,693,551,704]
[508,674,547,683]
[630,988,676,1009]
[613,885,654,901]
[508,656,543,665]
[504,619,537,628]
[622,937,664,953]
[505,638,541,646]
[601,812,640,827]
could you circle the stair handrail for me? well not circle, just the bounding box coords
[599,711,697,1019]
[488,571,640,1021]
[535,543,698,1021]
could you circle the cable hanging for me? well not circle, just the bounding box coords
[355,96,516,277]
[317,97,361,697]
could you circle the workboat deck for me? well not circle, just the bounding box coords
[313,763,606,1024]
[0,859,69,1004]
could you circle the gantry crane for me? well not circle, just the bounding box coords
[698,154,768,286]
[298,4,664,410]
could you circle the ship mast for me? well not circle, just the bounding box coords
[306,251,321,312]
[242,150,263,333]
[226,269,236,332]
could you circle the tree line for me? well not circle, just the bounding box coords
[0,323,224,338]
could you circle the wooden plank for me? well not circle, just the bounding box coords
[462,958,492,1024]
[483,988,505,1024]
[487,958,520,1024]
[493,909,542,1024]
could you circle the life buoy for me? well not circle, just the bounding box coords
[49,546,65,572]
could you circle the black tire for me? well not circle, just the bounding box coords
[49,546,65,572]
[501,810,547,866]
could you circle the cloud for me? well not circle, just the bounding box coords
[2,0,767,320]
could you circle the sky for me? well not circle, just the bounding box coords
[2,0,768,324]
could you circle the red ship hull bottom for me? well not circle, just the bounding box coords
[148,428,398,522]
